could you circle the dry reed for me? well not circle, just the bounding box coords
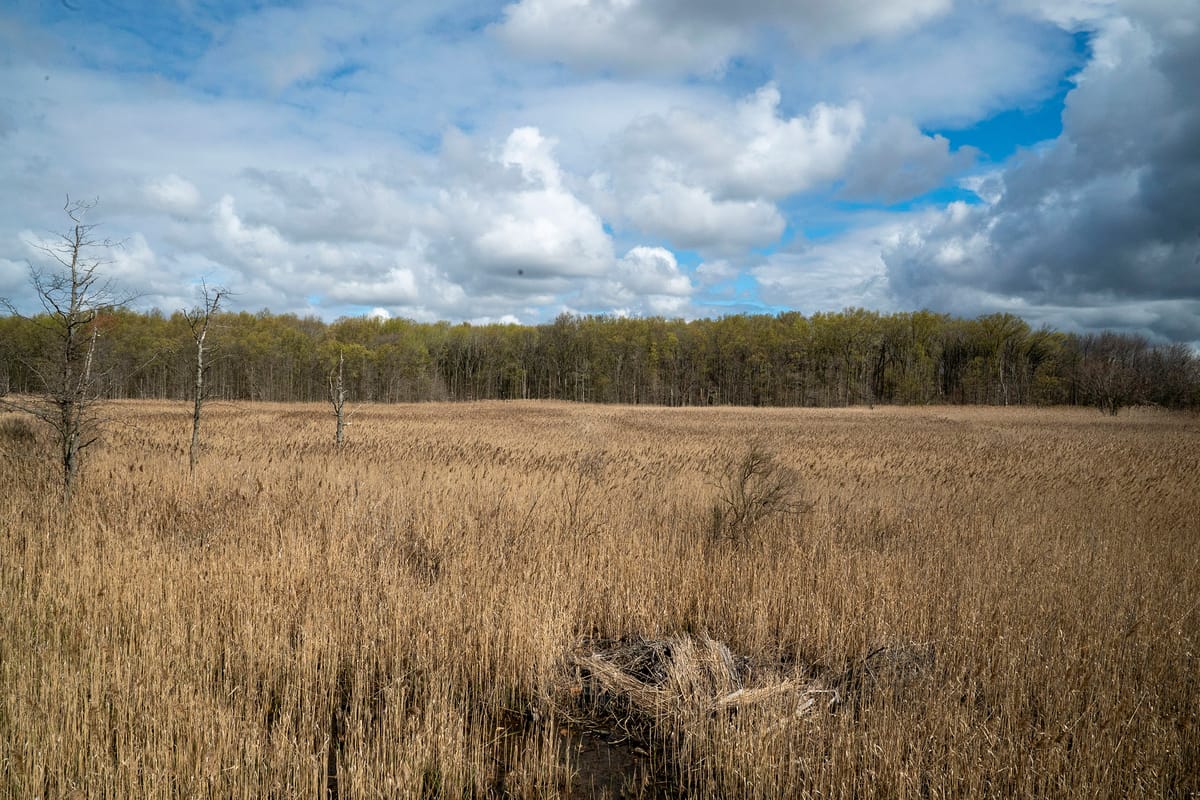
[1,401,1197,798]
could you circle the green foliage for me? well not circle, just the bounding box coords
[0,307,1196,410]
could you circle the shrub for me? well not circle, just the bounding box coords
[0,414,48,490]
[707,445,810,545]
[0,415,37,449]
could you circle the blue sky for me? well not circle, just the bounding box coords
[1,0,1197,344]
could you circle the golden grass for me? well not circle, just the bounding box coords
[1,401,1198,798]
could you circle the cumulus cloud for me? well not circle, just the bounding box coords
[615,85,862,201]
[1,0,1195,341]
[176,123,656,320]
[754,217,919,313]
[613,246,692,296]
[326,269,420,306]
[107,233,160,285]
[436,127,615,286]
[788,10,1082,128]
[624,183,785,255]
[883,6,1200,341]
[839,117,978,203]
[212,195,289,262]
[579,245,695,316]
[199,210,470,320]
[603,84,862,252]
[694,259,739,286]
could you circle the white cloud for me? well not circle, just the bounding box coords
[500,126,566,189]
[617,85,863,201]
[694,259,739,285]
[840,117,977,203]
[754,216,922,313]
[728,88,864,198]
[625,181,785,254]
[603,84,862,252]
[144,174,202,216]
[212,195,289,260]
[789,11,1081,128]
[107,233,159,285]
[325,267,420,306]
[503,80,729,165]
[468,193,611,276]
[0,0,1193,340]
[581,246,695,316]
[439,127,615,283]
[614,246,692,296]
[494,0,952,74]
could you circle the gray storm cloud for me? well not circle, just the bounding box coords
[884,9,1200,342]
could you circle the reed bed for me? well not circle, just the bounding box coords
[1,401,1197,798]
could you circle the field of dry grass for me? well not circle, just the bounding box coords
[2,400,1198,798]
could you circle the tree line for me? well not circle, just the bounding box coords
[7,201,1195,505]
[3,305,1197,413]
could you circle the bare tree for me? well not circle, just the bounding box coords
[0,198,122,502]
[328,349,350,448]
[183,282,228,473]
[1078,332,1149,415]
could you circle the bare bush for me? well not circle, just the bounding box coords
[556,450,607,537]
[707,445,811,544]
[0,415,47,489]
[0,414,38,448]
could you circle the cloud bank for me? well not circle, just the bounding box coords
[0,0,1194,343]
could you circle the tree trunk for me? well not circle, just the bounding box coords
[190,327,205,473]
[183,283,225,474]
[331,351,347,448]
[61,326,98,501]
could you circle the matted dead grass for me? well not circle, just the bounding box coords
[1,401,1197,798]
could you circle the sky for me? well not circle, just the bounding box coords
[1,0,1197,344]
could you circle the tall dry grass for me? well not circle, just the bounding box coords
[1,401,1197,798]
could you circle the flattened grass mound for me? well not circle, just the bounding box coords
[542,635,934,795]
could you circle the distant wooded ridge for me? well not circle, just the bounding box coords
[1,308,1196,411]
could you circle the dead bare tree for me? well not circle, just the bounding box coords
[328,349,350,448]
[183,282,228,473]
[0,198,122,503]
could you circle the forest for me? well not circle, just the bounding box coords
[1,307,1197,412]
